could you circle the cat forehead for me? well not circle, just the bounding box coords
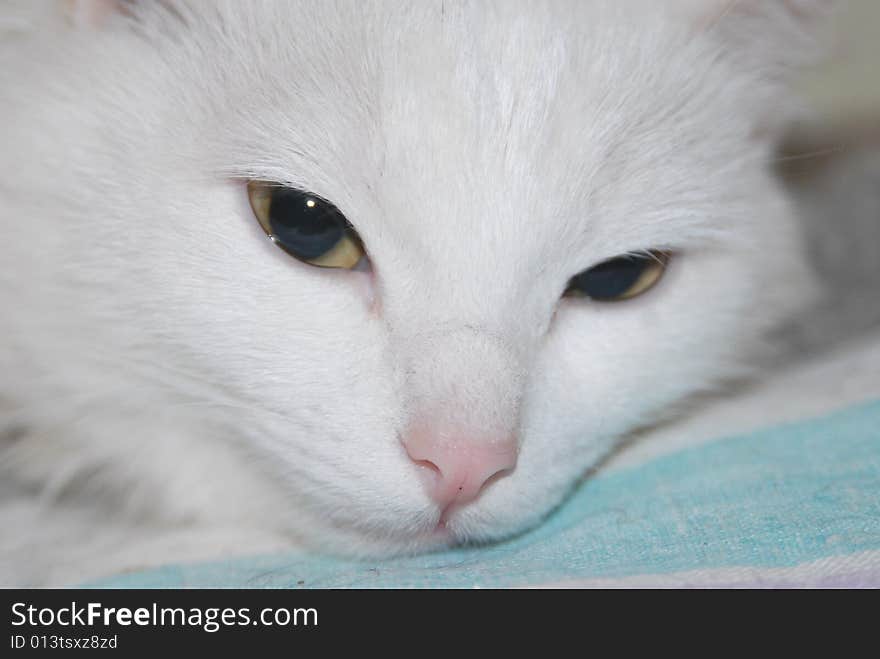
[163,2,759,258]
[209,0,708,167]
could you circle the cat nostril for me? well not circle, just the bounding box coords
[403,432,518,509]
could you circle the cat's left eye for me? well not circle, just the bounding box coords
[247,181,365,269]
[565,251,670,302]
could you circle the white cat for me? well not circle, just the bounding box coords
[0,0,832,585]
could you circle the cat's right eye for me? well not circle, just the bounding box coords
[247,181,366,269]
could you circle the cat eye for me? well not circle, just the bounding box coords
[247,181,365,269]
[565,251,670,302]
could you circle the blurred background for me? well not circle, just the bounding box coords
[798,0,880,123]
[778,0,880,357]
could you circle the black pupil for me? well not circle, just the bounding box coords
[569,256,647,300]
[268,188,346,260]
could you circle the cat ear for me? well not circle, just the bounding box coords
[682,1,839,69]
[63,0,132,28]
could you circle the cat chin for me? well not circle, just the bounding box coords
[291,520,456,559]
[295,494,558,560]
[273,493,527,559]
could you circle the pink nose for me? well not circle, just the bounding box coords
[403,432,518,508]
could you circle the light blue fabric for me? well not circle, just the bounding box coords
[89,399,880,588]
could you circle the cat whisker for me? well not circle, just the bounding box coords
[701,0,741,32]
[771,146,845,164]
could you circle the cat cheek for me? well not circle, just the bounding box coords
[351,265,380,316]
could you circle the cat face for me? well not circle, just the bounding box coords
[2,0,824,554]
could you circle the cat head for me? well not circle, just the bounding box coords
[6,0,830,553]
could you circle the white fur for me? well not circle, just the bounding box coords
[0,0,829,585]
